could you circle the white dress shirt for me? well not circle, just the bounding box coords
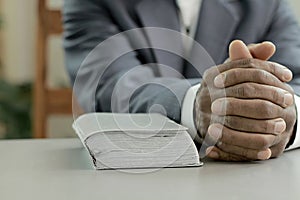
[177,0,300,150]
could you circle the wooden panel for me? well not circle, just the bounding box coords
[46,10,63,35]
[46,89,73,114]
[34,0,48,138]
[34,0,70,138]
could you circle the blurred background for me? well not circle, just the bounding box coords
[0,0,299,139]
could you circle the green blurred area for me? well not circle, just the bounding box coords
[0,16,32,139]
[0,81,32,139]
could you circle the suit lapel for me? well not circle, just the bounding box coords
[194,0,241,65]
[136,0,181,31]
[135,0,184,76]
[135,0,242,77]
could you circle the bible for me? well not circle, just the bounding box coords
[73,113,202,170]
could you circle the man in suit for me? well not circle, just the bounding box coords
[63,0,300,161]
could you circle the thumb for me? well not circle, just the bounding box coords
[229,40,252,61]
[248,41,276,61]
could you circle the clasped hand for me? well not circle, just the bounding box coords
[195,40,297,161]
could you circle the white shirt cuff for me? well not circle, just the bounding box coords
[286,95,300,151]
[181,84,200,140]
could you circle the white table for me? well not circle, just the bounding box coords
[0,139,299,200]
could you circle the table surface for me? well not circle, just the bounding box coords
[0,138,299,200]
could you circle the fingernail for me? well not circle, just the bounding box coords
[209,151,219,159]
[274,120,286,134]
[206,147,219,159]
[283,69,293,81]
[208,125,222,140]
[211,100,225,115]
[262,41,275,46]
[214,74,226,88]
[257,149,271,160]
[284,93,293,106]
[206,146,214,155]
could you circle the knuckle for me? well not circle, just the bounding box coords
[223,117,230,126]
[225,99,234,112]
[241,58,255,68]
[237,85,246,97]
[203,70,210,81]
[271,89,281,104]
[259,101,277,118]
[214,116,223,124]
[204,67,217,82]
[231,85,246,98]
[231,70,239,81]
[248,59,256,69]
[221,153,232,161]
[268,62,276,75]
[266,120,277,133]
[229,155,244,161]
[224,116,233,127]
[259,101,271,114]
[261,120,271,133]
[242,83,254,97]
[273,135,284,146]
[217,141,225,149]
[240,148,251,158]
[274,106,283,118]
[258,70,269,82]
[256,135,271,149]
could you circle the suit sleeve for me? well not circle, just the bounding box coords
[63,0,198,123]
[263,0,300,149]
[264,0,300,94]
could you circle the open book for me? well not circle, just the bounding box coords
[73,113,202,170]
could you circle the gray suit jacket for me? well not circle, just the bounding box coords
[63,0,300,123]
